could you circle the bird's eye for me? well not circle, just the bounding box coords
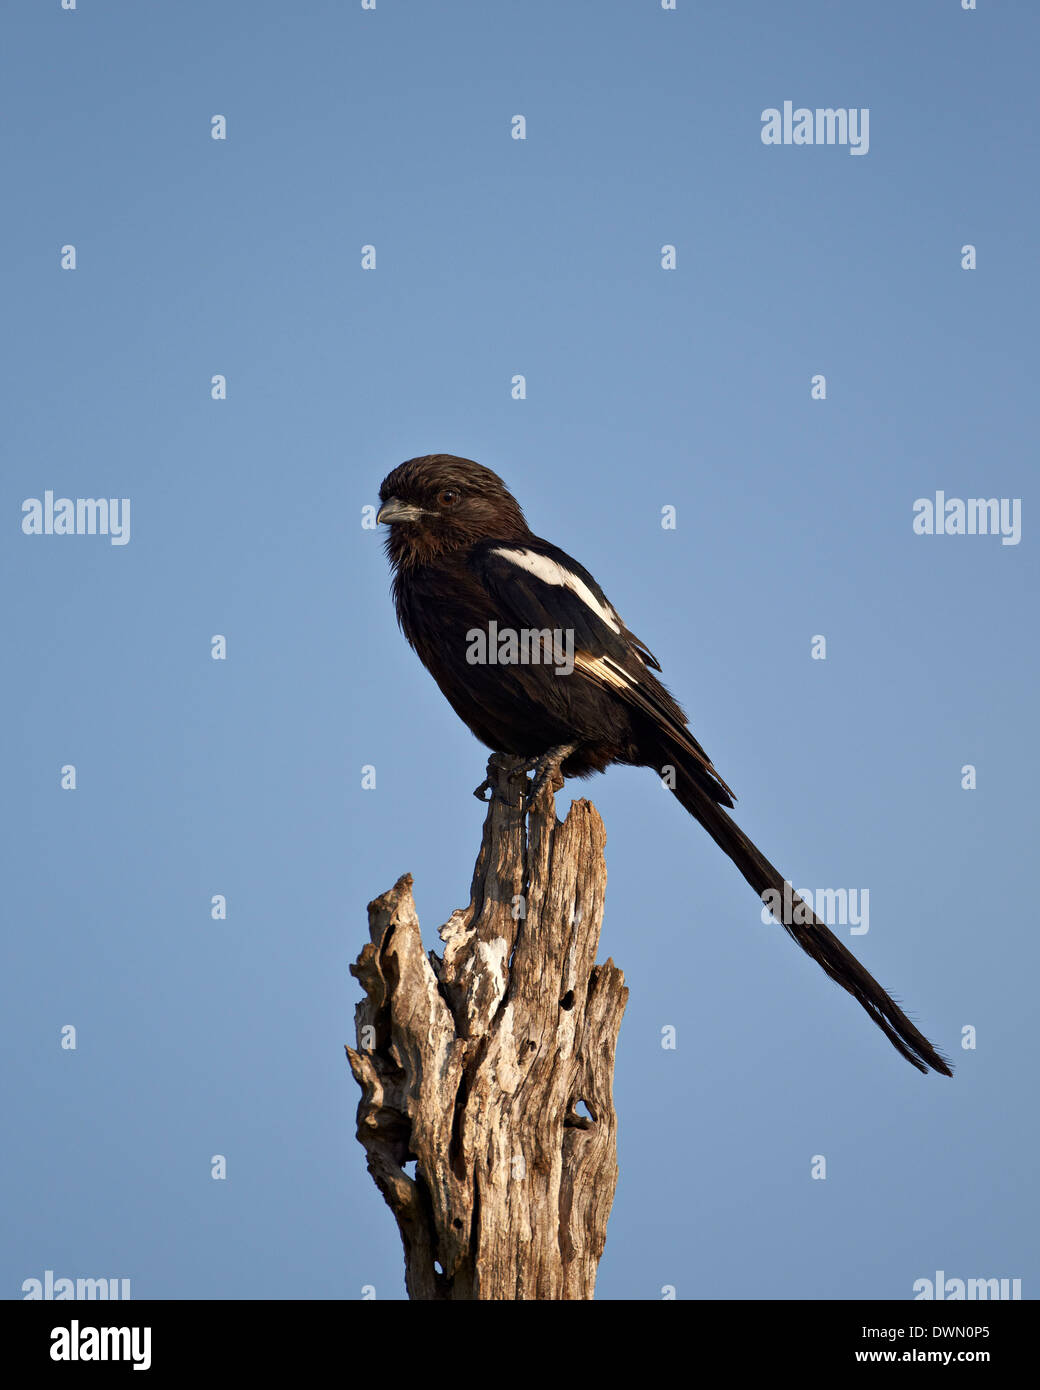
[437,489,461,508]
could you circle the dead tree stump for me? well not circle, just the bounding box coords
[346,755,628,1300]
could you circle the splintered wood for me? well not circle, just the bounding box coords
[347,757,627,1300]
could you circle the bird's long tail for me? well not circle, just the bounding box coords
[666,753,952,1076]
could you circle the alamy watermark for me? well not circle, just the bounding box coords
[761,102,870,156]
[914,1271,1022,1301]
[913,493,1021,546]
[466,622,575,677]
[761,879,869,935]
[49,1322,151,1372]
[21,491,131,545]
[23,1270,131,1300]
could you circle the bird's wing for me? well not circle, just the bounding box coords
[469,539,734,801]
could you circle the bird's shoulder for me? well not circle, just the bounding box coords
[467,536,662,671]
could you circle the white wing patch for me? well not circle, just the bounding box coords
[572,652,636,690]
[490,548,622,634]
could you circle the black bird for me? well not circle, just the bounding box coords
[376,453,952,1077]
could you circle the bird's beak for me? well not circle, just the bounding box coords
[376,496,427,524]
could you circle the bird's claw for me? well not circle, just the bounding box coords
[472,776,512,804]
[515,744,578,808]
[474,746,577,807]
[522,763,557,806]
[473,754,519,804]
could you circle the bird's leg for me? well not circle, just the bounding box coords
[512,743,578,805]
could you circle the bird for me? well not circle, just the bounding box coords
[376,453,952,1077]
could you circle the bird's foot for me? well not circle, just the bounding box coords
[472,753,516,803]
[473,746,577,806]
[513,743,578,807]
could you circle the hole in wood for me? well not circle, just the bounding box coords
[564,1098,596,1129]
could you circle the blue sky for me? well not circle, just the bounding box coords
[2,0,1037,1300]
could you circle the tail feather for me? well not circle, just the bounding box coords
[667,757,952,1077]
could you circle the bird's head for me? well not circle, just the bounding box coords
[377,454,529,568]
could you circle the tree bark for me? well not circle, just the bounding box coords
[346,755,627,1300]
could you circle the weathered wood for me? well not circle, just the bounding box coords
[346,755,627,1300]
